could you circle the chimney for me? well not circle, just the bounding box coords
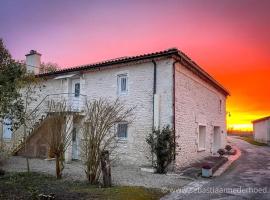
[25,50,41,74]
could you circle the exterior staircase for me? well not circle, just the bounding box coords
[11,93,87,155]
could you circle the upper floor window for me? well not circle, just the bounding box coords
[219,99,222,113]
[117,74,128,95]
[74,83,80,97]
[117,123,128,139]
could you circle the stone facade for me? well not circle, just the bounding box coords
[174,62,227,168]
[1,49,229,168]
[71,59,173,165]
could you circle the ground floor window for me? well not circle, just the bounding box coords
[198,125,206,150]
[117,123,128,139]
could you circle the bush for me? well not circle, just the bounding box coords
[146,126,176,174]
[217,149,226,157]
[225,145,232,152]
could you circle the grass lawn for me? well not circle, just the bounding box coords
[0,172,166,200]
[239,136,268,146]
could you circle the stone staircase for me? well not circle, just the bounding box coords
[11,93,87,155]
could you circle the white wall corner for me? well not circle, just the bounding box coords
[153,94,160,130]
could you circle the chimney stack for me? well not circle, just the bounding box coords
[25,50,41,74]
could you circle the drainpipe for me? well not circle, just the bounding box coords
[152,60,157,131]
[172,59,181,160]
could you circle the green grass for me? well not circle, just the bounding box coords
[239,136,268,146]
[0,172,165,200]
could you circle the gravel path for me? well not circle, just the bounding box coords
[2,156,191,190]
[162,137,270,200]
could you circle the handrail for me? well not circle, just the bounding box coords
[25,92,87,120]
[11,93,87,150]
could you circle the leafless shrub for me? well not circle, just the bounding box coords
[45,100,76,179]
[80,98,134,184]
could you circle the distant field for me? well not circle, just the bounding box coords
[238,136,268,146]
[227,130,253,137]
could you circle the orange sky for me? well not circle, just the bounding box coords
[1,0,269,131]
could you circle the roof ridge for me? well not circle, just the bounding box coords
[60,48,179,71]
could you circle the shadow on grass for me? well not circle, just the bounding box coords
[0,172,165,200]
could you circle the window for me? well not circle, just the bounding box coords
[198,125,206,150]
[72,128,77,142]
[219,99,222,113]
[117,74,128,95]
[117,123,128,139]
[3,118,12,139]
[74,83,80,97]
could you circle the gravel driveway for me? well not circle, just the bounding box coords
[2,156,191,190]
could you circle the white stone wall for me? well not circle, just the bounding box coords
[253,119,270,144]
[14,59,174,166]
[174,62,227,168]
[5,57,228,168]
[80,59,174,165]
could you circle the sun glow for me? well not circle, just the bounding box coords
[227,123,253,131]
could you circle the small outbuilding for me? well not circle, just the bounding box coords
[252,116,270,145]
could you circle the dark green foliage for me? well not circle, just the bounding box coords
[217,149,226,157]
[225,144,232,152]
[146,126,175,174]
[0,38,25,128]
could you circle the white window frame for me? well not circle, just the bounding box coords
[74,82,80,97]
[117,74,128,95]
[197,124,206,151]
[117,122,128,140]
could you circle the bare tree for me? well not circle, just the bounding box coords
[17,72,44,172]
[80,98,134,184]
[39,62,59,74]
[45,100,75,179]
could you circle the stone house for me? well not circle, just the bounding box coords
[252,116,270,145]
[0,48,229,168]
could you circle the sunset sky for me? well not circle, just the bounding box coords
[1,0,269,130]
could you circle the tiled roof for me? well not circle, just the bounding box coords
[38,48,229,95]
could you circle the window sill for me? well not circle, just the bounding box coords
[197,148,206,152]
[117,138,128,142]
[118,93,128,96]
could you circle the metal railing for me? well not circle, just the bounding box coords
[11,93,87,153]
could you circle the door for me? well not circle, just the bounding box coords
[3,118,12,140]
[72,128,78,160]
[71,79,80,111]
[213,126,221,153]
